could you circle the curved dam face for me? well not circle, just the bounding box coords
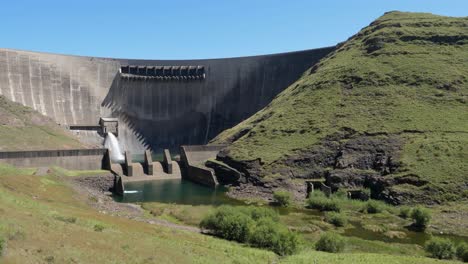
[0,47,334,152]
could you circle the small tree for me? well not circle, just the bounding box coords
[411,207,431,230]
[249,218,300,256]
[365,200,384,214]
[0,235,4,256]
[307,191,341,212]
[398,206,412,219]
[200,206,254,243]
[315,232,345,253]
[425,238,455,259]
[456,243,468,262]
[325,212,348,227]
[273,190,292,207]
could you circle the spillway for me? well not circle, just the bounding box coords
[0,47,334,152]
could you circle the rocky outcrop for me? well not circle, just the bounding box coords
[216,129,416,204]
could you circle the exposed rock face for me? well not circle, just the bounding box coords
[217,129,409,203]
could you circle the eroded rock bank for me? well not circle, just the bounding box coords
[213,129,443,205]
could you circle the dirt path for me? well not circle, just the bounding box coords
[65,174,201,233]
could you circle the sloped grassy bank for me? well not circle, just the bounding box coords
[212,11,468,204]
[0,96,87,150]
[1,163,466,263]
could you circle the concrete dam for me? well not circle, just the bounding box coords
[0,47,334,153]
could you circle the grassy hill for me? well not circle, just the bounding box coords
[0,163,461,263]
[212,12,468,204]
[0,95,87,150]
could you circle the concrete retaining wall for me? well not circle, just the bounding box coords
[0,148,106,170]
[179,145,225,187]
[0,47,334,153]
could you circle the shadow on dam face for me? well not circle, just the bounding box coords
[0,47,335,153]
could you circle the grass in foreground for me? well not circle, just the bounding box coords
[0,164,276,263]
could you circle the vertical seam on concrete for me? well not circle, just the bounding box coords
[38,60,47,115]
[16,55,26,106]
[28,56,37,111]
[77,67,83,123]
[57,66,65,125]
[48,64,58,122]
[69,65,77,124]
[6,52,15,102]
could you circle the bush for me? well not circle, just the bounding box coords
[0,235,4,255]
[94,224,105,232]
[200,206,253,242]
[334,189,348,199]
[365,200,384,214]
[249,218,300,256]
[244,206,279,221]
[315,232,345,253]
[273,190,292,207]
[200,206,300,255]
[361,188,371,200]
[456,243,468,262]
[307,191,341,212]
[425,238,455,259]
[411,207,431,230]
[399,206,412,219]
[325,212,347,227]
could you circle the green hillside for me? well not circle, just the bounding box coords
[1,163,461,263]
[0,95,87,150]
[213,12,468,204]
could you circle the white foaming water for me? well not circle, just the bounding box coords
[104,132,125,163]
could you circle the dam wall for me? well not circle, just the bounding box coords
[0,47,334,153]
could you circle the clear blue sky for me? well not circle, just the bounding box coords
[1,0,466,59]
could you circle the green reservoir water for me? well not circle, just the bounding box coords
[114,179,468,246]
[113,179,241,205]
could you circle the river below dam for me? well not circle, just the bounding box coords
[113,178,468,248]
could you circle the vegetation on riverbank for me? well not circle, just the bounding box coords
[1,161,467,263]
[0,164,277,263]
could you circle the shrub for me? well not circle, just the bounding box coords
[361,188,371,200]
[411,207,431,230]
[244,206,279,221]
[365,200,384,214]
[307,191,341,212]
[315,232,345,253]
[425,238,455,259]
[325,212,347,227]
[200,206,300,255]
[456,243,468,262]
[334,189,348,199]
[94,224,105,232]
[200,206,254,242]
[273,190,292,207]
[54,215,77,224]
[249,218,300,256]
[0,235,4,255]
[399,206,412,219]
